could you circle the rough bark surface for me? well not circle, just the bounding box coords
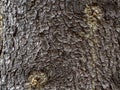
[0,0,2,58]
[0,0,120,90]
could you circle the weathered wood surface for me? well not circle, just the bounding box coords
[0,0,120,90]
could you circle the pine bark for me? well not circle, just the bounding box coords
[0,0,120,90]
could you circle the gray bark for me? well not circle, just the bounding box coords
[0,0,120,90]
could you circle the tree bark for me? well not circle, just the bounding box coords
[0,0,120,90]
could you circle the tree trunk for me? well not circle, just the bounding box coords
[1,0,120,90]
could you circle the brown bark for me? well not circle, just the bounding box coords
[0,0,120,90]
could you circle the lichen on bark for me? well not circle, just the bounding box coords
[1,0,120,90]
